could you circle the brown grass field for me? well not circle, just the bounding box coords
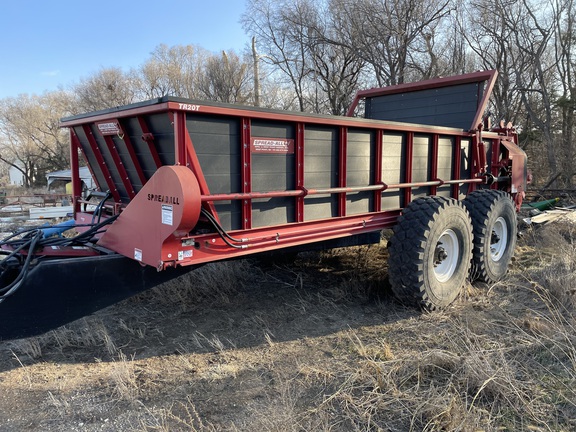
[1,218,576,431]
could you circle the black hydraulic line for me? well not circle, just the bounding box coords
[0,214,121,303]
[200,208,246,249]
[200,208,245,243]
[0,230,42,303]
[91,191,112,225]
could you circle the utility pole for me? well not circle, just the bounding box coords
[252,36,260,107]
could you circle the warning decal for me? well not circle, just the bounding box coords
[250,137,294,154]
[161,205,173,226]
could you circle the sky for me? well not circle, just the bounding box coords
[0,0,250,99]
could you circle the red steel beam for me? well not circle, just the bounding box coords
[173,111,188,166]
[430,134,439,196]
[81,124,121,202]
[374,130,383,212]
[198,179,485,203]
[117,120,147,187]
[138,116,163,169]
[338,126,348,217]
[241,117,252,230]
[404,132,414,207]
[452,137,462,198]
[69,129,82,214]
[103,135,136,199]
[295,123,305,223]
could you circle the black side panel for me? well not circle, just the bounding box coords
[187,115,241,231]
[365,82,482,130]
[381,132,404,210]
[437,136,453,198]
[304,126,338,221]
[346,129,374,215]
[412,134,431,199]
[251,121,296,228]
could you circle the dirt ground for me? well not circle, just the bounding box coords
[1,221,576,431]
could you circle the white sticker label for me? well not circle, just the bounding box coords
[162,205,173,226]
[134,248,142,261]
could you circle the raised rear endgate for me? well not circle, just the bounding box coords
[0,70,527,339]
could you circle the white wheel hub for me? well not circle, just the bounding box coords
[490,217,508,261]
[433,229,459,282]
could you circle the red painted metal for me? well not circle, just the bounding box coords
[98,165,202,269]
[374,131,383,212]
[241,117,252,230]
[404,132,414,206]
[452,137,462,199]
[295,123,305,223]
[81,125,121,202]
[172,111,188,167]
[338,126,348,217]
[173,211,401,266]
[103,135,136,199]
[69,129,82,214]
[117,119,147,187]
[138,116,163,169]
[430,134,439,196]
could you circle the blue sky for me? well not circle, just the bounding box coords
[0,0,249,99]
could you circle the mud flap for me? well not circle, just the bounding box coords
[0,255,192,341]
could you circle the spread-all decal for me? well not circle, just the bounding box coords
[251,137,294,154]
[96,120,123,137]
[148,194,180,205]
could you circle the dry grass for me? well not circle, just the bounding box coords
[2,222,576,431]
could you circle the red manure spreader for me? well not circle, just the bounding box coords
[0,70,527,340]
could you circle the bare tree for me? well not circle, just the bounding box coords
[73,67,137,113]
[137,44,209,99]
[0,92,72,187]
[329,0,454,86]
[242,0,314,112]
[197,51,252,104]
[554,0,576,185]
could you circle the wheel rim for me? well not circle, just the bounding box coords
[433,229,459,283]
[490,217,508,262]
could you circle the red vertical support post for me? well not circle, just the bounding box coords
[241,117,252,230]
[430,134,439,196]
[490,138,500,190]
[118,120,148,187]
[172,111,188,166]
[138,116,163,169]
[374,130,383,212]
[69,129,82,215]
[404,132,414,207]
[103,136,136,199]
[82,125,121,203]
[338,126,348,217]
[452,136,462,199]
[295,122,305,223]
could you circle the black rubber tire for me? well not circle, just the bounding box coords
[463,189,517,283]
[388,196,473,310]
